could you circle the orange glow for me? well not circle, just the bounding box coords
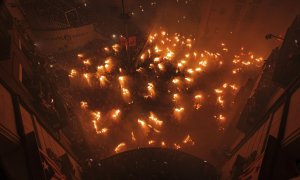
[149,112,163,127]
[69,69,78,78]
[217,96,224,107]
[69,29,264,155]
[145,83,156,99]
[173,93,180,102]
[118,76,126,88]
[104,47,110,52]
[80,101,88,109]
[172,78,180,84]
[111,109,121,120]
[92,111,101,121]
[194,94,203,110]
[183,135,195,145]
[148,140,155,145]
[185,77,193,83]
[114,142,126,153]
[138,118,150,135]
[83,59,91,66]
[131,132,136,142]
[112,44,120,52]
[83,73,91,85]
[158,63,165,71]
[96,128,109,135]
[165,50,175,60]
[99,76,108,87]
[174,107,184,120]
[77,53,84,58]
[174,143,181,150]
[214,89,223,94]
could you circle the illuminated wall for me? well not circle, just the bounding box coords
[34,24,96,54]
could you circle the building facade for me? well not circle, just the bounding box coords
[220,16,300,180]
[0,3,85,179]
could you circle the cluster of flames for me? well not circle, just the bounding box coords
[69,29,263,156]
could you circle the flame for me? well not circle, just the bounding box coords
[174,143,181,150]
[112,44,120,52]
[122,88,130,96]
[69,29,264,155]
[174,107,184,120]
[92,120,98,132]
[174,107,184,112]
[185,77,193,83]
[194,94,203,110]
[172,78,180,84]
[104,47,110,52]
[187,68,194,74]
[114,142,126,153]
[173,93,180,102]
[230,84,238,91]
[83,59,91,66]
[136,67,144,73]
[131,131,136,142]
[149,112,163,127]
[154,46,162,53]
[140,53,146,61]
[194,94,202,99]
[97,65,105,76]
[118,76,126,88]
[183,134,195,145]
[104,58,113,72]
[148,140,155,145]
[217,96,224,107]
[158,63,165,71]
[83,73,91,85]
[214,89,223,94]
[138,118,150,135]
[215,114,226,123]
[145,83,156,99]
[153,57,161,63]
[138,119,147,127]
[111,109,121,120]
[96,128,109,135]
[69,69,78,78]
[99,76,108,87]
[92,111,101,121]
[165,50,175,60]
[199,60,207,67]
[80,101,88,109]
